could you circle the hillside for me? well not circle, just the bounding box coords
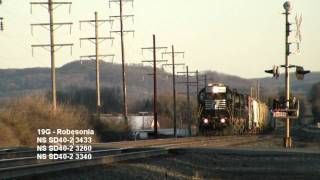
[0,61,172,100]
[0,60,318,101]
[256,72,320,98]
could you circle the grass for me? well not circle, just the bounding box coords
[0,95,96,147]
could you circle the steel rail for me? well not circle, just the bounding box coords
[0,135,272,178]
[0,148,168,179]
[0,147,159,168]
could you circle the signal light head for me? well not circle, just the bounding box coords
[296,66,310,80]
[283,1,292,12]
[265,65,279,79]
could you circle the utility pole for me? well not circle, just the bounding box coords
[188,71,201,105]
[195,74,208,88]
[187,71,206,134]
[162,45,185,137]
[79,12,115,113]
[196,71,199,96]
[257,81,260,101]
[0,0,3,31]
[30,0,73,112]
[141,35,167,135]
[177,66,198,136]
[109,0,135,131]
[186,67,191,136]
[204,74,207,87]
[0,17,3,31]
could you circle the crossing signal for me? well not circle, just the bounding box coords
[265,65,279,79]
[296,66,310,80]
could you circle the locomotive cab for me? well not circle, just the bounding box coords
[198,83,232,132]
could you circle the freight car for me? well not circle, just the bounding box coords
[198,83,274,135]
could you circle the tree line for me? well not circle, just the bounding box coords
[52,81,320,125]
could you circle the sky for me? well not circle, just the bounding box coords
[0,0,319,78]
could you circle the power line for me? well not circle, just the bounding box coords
[109,0,135,133]
[177,66,198,137]
[162,45,185,137]
[30,0,73,111]
[0,0,3,31]
[141,34,167,135]
[79,11,115,113]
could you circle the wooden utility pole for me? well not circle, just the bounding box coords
[30,0,73,112]
[153,35,157,134]
[0,17,3,31]
[193,74,208,89]
[196,71,199,97]
[177,66,198,136]
[186,66,191,136]
[79,12,115,112]
[48,0,56,111]
[0,1,4,31]
[162,45,185,137]
[109,0,135,131]
[95,12,100,109]
[204,74,207,87]
[141,35,167,135]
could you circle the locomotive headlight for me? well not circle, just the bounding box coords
[220,118,226,124]
[203,118,209,124]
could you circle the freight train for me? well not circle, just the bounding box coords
[198,83,274,135]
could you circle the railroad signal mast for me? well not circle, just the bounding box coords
[141,35,167,135]
[30,0,73,112]
[79,12,115,113]
[109,0,135,131]
[265,1,310,148]
[162,45,185,137]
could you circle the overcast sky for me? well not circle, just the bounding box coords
[0,0,319,78]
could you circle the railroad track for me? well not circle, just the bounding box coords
[0,148,167,179]
[92,134,271,149]
[0,135,271,179]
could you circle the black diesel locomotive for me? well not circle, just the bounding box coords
[198,83,273,134]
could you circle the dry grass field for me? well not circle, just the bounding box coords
[0,95,96,147]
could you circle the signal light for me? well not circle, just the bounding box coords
[296,66,310,80]
[265,65,279,79]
